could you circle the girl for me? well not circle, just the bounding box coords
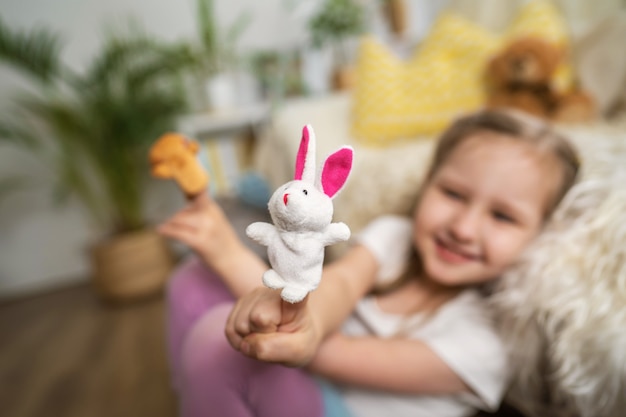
[158,109,580,417]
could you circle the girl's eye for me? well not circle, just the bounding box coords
[302,189,308,195]
[493,211,515,224]
[442,187,463,200]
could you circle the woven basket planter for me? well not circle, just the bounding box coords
[90,228,174,301]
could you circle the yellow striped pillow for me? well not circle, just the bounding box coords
[351,14,500,145]
[506,0,570,48]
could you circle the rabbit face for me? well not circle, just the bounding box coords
[268,180,333,232]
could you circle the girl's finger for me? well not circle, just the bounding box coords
[226,296,257,350]
[193,191,212,207]
[166,212,202,230]
[157,218,192,235]
[225,301,244,350]
[244,332,312,367]
[233,313,251,338]
[225,288,282,350]
[248,303,280,334]
[228,297,255,340]
[157,222,198,245]
[279,296,309,332]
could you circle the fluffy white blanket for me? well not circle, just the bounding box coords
[489,122,626,417]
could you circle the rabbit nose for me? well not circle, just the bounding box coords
[283,193,289,205]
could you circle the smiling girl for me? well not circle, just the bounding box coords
[160,109,580,417]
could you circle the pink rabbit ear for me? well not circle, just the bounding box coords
[320,146,353,199]
[294,125,316,182]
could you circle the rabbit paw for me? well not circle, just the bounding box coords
[262,269,286,289]
[281,285,309,304]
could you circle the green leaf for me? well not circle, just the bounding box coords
[0,116,41,149]
[308,0,365,48]
[194,0,251,75]
[197,0,218,68]
[0,15,63,83]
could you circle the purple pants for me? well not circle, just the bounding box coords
[166,256,325,417]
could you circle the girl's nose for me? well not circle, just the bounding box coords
[449,207,481,242]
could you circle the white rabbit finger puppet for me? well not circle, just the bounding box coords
[246,124,353,303]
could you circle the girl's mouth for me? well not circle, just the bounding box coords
[435,238,480,264]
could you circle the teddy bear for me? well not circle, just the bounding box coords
[149,132,209,198]
[485,36,596,123]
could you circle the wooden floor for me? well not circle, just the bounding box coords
[0,285,177,417]
[0,197,270,417]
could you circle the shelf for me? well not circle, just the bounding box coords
[176,103,272,139]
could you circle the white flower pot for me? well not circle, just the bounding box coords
[205,72,237,111]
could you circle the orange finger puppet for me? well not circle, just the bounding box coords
[149,132,209,198]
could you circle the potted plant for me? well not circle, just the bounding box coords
[191,0,252,110]
[0,18,197,300]
[308,0,366,90]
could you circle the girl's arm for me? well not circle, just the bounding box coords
[309,333,470,395]
[309,244,379,333]
[226,244,379,366]
[158,192,268,297]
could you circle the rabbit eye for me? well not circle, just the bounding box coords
[302,189,308,195]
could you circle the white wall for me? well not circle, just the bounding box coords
[0,0,318,297]
[0,0,462,297]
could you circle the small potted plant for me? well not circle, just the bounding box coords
[308,0,366,90]
[0,18,197,300]
[191,0,252,111]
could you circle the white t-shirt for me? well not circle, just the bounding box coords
[337,216,509,417]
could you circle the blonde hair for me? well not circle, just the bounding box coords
[375,110,581,321]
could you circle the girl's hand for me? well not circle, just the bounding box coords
[158,192,269,297]
[225,287,322,367]
[224,245,380,365]
[157,192,241,267]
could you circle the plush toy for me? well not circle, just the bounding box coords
[246,125,354,303]
[149,132,209,198]
[485,36,595,123]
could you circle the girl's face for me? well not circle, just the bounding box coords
[414,132,560,286]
